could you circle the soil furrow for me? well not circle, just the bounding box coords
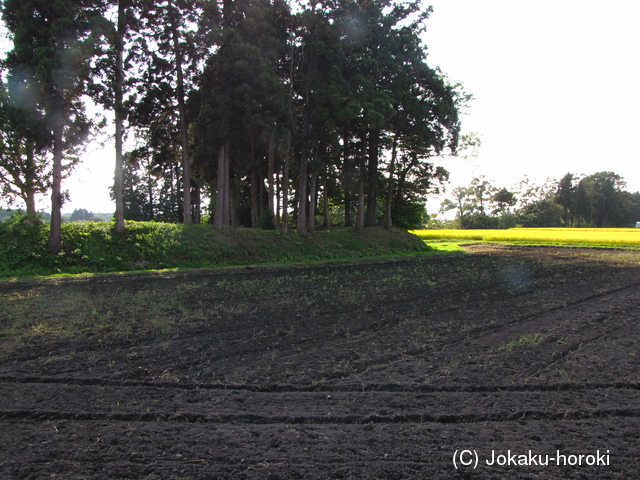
[1,375,639,392]
[3,406,639,425]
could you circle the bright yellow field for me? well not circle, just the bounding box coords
[410,228,640,247]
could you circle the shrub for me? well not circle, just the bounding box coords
[0,221,429,278]
[0,216,54,276]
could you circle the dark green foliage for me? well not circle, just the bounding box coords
[258,210,276,230]
[517,199,564,228]
[554,171,633,227]
[621,192,640,225]
[391,200,427,229]
[575,172,627,227]
[555,173,575,227]
[459,213,500,229]
[0,215,54,276]
[188,0,461,232]
[492,188,517,215]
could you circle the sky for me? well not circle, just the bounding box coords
[422,0,640,214]
[3,0,640,215]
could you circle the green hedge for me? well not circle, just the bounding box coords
[0,219,430,278]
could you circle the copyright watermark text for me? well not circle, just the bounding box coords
[453,449,610,469]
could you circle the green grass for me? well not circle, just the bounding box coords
[423,240,467,253]
[0,220,433,278]
[502,333,546,352]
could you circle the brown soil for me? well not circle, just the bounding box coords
[1,245,639,479]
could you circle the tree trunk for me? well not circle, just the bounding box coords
[356,171,365,232]
[276,168,281,230]
[48,121,64,253]
[365,128,379,227]
[168,0,192,225]
[229,174,237,228]
[223,144,231,227]
[394,166,410,211]
[178,100,192,225]
[250,165,259,229]
[22,140,40,225]
[355,133,366,232]
[281,131,291,233]
[23,164,39,226]
[342,129,352,227]
[307,172,316,233]
[267,130,276,219]
[214,142,227,231]
[171,163,178,220]
[147,164,154,220]
[113,0,126,234]
[193,180,201,224]
[323,175,331,231]
[249,131,258,228]
[24,188,38,224]
[385,136,397,229]
[281,31,294,234]
[297,153,308,235]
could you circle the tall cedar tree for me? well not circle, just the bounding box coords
[194,0,290,231]
[133,0,217,224]
[292,0,459,229]
[113,1,128,232]
[91,0,145,233]
[556,173,575,227]
[2,0,104,251]
[0,74,51,223]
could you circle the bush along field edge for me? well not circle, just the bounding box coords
[0,219,434,279]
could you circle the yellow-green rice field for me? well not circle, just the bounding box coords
[410,228,640,247]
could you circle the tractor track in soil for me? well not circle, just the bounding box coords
[1,244,639,479]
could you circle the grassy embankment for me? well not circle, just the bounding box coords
[4,220,638,280]
[412,227,640,249]
[0,220,432,279]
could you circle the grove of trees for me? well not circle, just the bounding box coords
[440,172,640,229]
[1,0,464,251]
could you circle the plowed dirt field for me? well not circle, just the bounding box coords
[1,245,639,479]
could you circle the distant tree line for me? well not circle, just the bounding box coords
[0,208,49,223]
[0,0,465,252]
[0,208,113,223]
[439,172,640,229]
